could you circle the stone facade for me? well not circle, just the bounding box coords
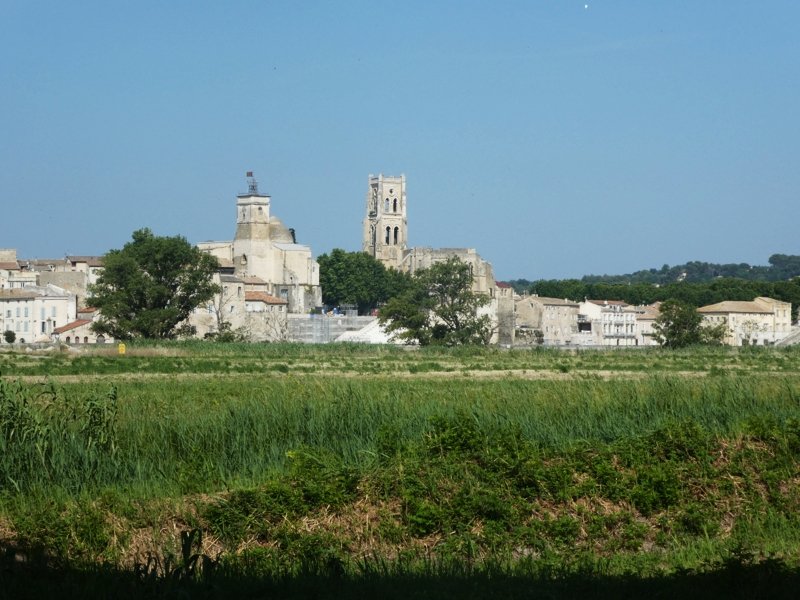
[362,174,408,271]
[515,296,580,346]
[698,297,792,346]
[198,174,322,316]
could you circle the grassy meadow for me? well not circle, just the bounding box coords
[1,342,799,598]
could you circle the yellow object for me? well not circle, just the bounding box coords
[118,343,126,355]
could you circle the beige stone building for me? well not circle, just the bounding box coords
[198,174,322,315]
[515,295,580,346]
[635,303,661,346]
[697,297,792,346]
[52,308,113,345]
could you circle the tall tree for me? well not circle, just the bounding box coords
[379,257,492,346]
[652,300,725,348]
[88,228,220,340]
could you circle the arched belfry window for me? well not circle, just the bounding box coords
[384,198,390,211]
[385,226,391,245]
[394,227,399,245]
[393,198,398,212]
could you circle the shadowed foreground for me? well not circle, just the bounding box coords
[2,543,799,600]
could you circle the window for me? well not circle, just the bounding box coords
[393,227,399,245]
[41,307,45,320]
[5,310,9,318]
[41,322,46,333]
[385,226,390,245]
[23,306,28,318]
[384,198,390,211]
[393,198,398,212]
[97,335,105,344]
[23,322,28,332]
[66,337,71,344]
[51,307,56,318]
[84,337,88,344]
[16,307,20,317]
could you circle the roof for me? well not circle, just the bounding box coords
[586,299,629,307]
[522,296,579,307]
[53,319,92,334]
[241,276,267,285]
[245,292,288,305]
[495,282,513,289]
[67,256,104,267]
[220,274,244,283]
[697,301,773,314]
[0,289,39,300]
[0,262,20,270]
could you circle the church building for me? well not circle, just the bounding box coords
[198,174,322,315]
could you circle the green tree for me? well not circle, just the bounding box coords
[378,257,492,346]
[88,228,220,340]
[652,300,707,348]
[3,330,15,344]
[317,249,411,314]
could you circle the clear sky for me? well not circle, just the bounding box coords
[1,1,798,280]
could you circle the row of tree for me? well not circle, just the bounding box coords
[509,254,800,291]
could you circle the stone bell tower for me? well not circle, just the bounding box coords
[233,172,275,281]
[362,174,407,271]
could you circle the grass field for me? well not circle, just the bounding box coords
[1,342,799,598]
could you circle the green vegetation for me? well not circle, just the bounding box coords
[379,257,492,345]
[1,343,799,598]
[317,248,412,313]
[507,254,800,291]
[653,299,726,348]
[88,228,220,340]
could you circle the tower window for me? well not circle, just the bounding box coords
[394,226,399,245]
[393,198,397,212]
[385,226,391,245]
[385,198,390,211]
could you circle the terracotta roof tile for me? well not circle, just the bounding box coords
[245,291,288,305]
[53,319,92,334]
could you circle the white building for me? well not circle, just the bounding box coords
[0,285,77,343]
[579,300,640,346]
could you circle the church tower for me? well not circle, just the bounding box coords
[362,174,407,271]
[233,172,275,281]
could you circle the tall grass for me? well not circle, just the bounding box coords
[2,374,798,503]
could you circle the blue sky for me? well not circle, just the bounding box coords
[1,1,798,280]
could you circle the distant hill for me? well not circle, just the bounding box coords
[506,254,800,294]
[581,254,800,285]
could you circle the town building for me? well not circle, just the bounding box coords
[198,174,322,316]
[515,295,580,346]
[697,297,792,346]
[579,300,640,346]
[0,284,76,343]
